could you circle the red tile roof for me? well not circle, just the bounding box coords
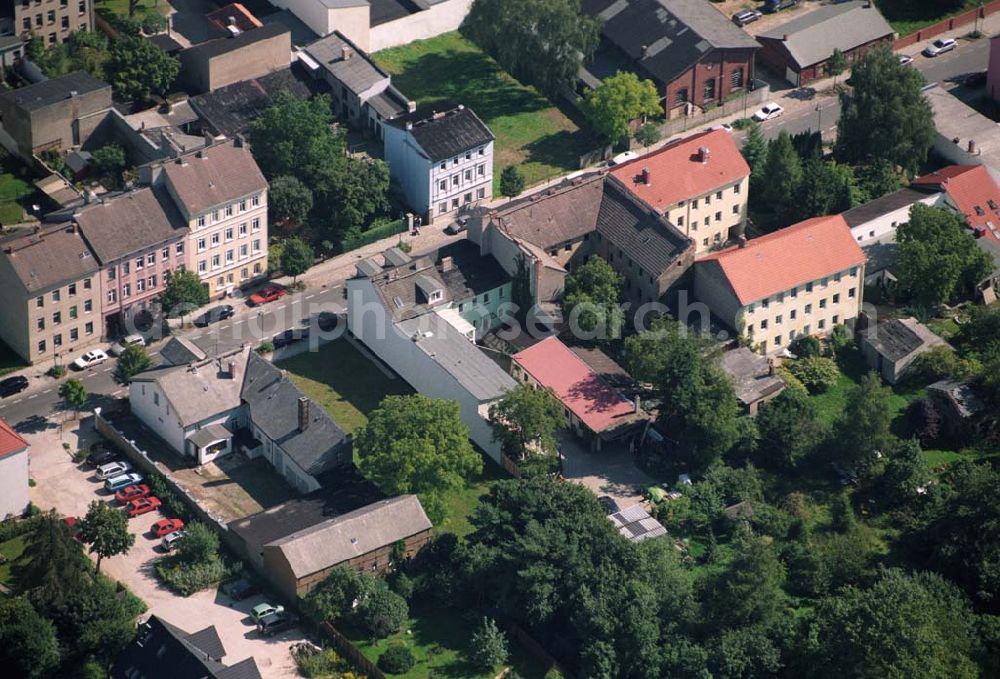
[698,215,865,305]
[206,3,263,33]
[0,418,27,459]
[609,128,750,212]
[913,165,1000,243]
[512,336,637,434]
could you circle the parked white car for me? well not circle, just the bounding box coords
[922,38,956,57]
[73,349,109,370]
[752,102,784,121]
[161,530,186,552]
[609,150,638,166]
[109,334,145,357]
[898,54,914,66]
[96,460,133,480]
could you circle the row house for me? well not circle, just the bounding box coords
[74,186,188,338]
[0,222,102,364]
[694,215,866,354]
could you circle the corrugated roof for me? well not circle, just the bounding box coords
[759,1,894,70]
[513,336,639,433]
[74,186,187,263]
[161,141,267,216]
[0,418,28,459]
[266,495,431,579]
[697,215,865,305]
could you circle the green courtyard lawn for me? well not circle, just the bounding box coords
[374,32,599,190]
[0,153,39,226]
[0,533,30,587]
[876,0,980,36]
[346,606,546,679]
[277,339,412,435]
[436,457,506,539]
[95,0,168,19]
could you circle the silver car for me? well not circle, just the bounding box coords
[96,460,132,480]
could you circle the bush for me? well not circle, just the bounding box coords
[907,397,942,446]
[790,335,822,358]
[788,356,841,393]
[341,218,406,252]
[295,647,350,678]
[47,365,67,378]
[356,584,408,638]
[0,512,46,542]
[909,345,980,384]
[256,340,274,355]
[828,324,854,354]
[155,555,236,596]
[143,471,191,522]
[141,13,167,34]
[72,449,88,463]
[378,644,416,674]
[469,616,509,670]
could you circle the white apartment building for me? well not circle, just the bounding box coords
[384,105,494,223]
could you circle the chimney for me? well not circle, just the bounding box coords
[440,255,454,272]
[738,235,748,248]
[406,100,416,113]
[641,167,651,185]
[633,396,641,414]
[768,358,776,376]
[234,134,245,148]
[640,44,649,59]
[297,396,310,432]
[699,146,711,163]
[342,45,352,61]
[227,360,237,380]
[968,139,978,154]
[68,223,77,234]
[782,34,789,41]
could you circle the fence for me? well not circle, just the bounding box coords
[639,84,771,145]
[341,219,407,252]
[893,1,1000,49]
[319,622,387,679]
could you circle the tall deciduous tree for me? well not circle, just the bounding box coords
[754,390,823,470]
[114,343,152,385]
[278,237,313,284]
[583,71,662,145]
[159,269,208,321]
[79,500,134,574]
[896,204,993,307]
[489,384,564,460]
[563,256,624,341]
[356,395,482,519]
[106,36,180,103]
[834,372,894,471]
[59,379,87,419]
[464,0,600,96]
[268,175,313,231]
[835,45,934,175]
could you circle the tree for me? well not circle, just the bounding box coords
[760,132,803,227]
[141,13,168,35]
[792,158,859,221]
[755,390,823,469]
[279,237,313,284]
[855,158,901,201]
[706,529,786,628]
[877,438,930,508]
[176,521,218,564]
[159,269,208,321]
[114,343,152,385]
[355,583,408,638]
[583,71,662,145]
[635,121,661,149]
[0,597,61,679]
[896,204,994,307]
[805,569,982,679]
[470,617,509,670]
[835,45,934,175]
[464,0,600,97]
[563,256,624,341]
[787,356,840,393]
[303,566,367,624]
[15,514,90,611]
[827,48,848,86]
[622,317,680,383]
[489,384,564,460]
[499,165,525,199]
[834,372,893,471]
[379,644,416,674]
[79,500,134,574]
[741,123,768,183]
[356,395,482,518]
[92,143,127,188]
[106,36,180,103]
[59,378,87,419]
[268,175,313,230]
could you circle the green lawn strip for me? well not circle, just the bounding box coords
[95,0,169,19]
[374,32,597,189]
[875,0,980,36]
[346,606,546,679]
[0,166,36,226]
[0,534,30,587]
[278,339,413,436]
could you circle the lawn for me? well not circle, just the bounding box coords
[808,348,919,430]
[926,316,962,341]
[347,606,546,679]
[0,533,30,587]
[0,153,38,226]
[278,339,412,435]
[436,457,507,539]
[95,0,168,19]
[876,0,980,36]
[374,32,599,190]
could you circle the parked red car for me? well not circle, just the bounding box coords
[151,518,184,537]
[248,285,287,306]
[126,496,161,518]
[63,516,84,542]
[115,484,151,505]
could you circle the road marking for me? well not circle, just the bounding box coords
[27,394,37,399]
[305,294,316,299]
[42,389,52,394]
[11,399,21,404]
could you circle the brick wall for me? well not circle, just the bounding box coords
[894,2,1000,49]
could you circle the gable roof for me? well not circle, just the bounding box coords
[913,165,1000,243]
[583,0,758,86]
[181,22,289,61]
[161,141,268,216]
[0,222,99,294]
[610,128,750,210]
[304,31,389,95]
[863,317,945,363]
[159,337,207,366]
[240,352,351,476]
[513,336,640,433]
[698,215,865,305]
[0,418,28,459]
[391,105,495,162]
[492,173,606,250]
[759,1,893,69]
[265,495,431,579]
[840,187,941,229]
[0,71,109,112]
[74,186,187,263]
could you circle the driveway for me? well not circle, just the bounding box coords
[25,418,308,677]
[559,435,655,508]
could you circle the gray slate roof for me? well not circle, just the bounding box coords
[304,31,389,94]
[863,317,943,363]
[493,173,606,250]
[841,187,939,228]
[0,223,99,294]
[74,186,187,263]
[392,106,495,162]
[161,141,268,216]
[240,352,351,476]
[0,71,109,111]
[397,315,517,402]
[759,1,894,69]
[583,0,759,86]
[266,495,431,579]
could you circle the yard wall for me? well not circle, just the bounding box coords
[893,2,1000,49]
[369,0,473,53]
[637,84,771,144]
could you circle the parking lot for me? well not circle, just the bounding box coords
[26,418,308,677]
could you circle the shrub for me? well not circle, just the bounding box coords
[356,584,408,637]
[155,555,236,596]
[909,345,980,384]
[47,365,67,378]
[789,335,822,358]
[0,512,46,542]
[256,340,274,355]
[141,13,167,34]
[828,324,854,355]
[907,397,942,446]
[143,471,191,521]
[469,616,509,670]
[72,449,88,463]
[788,356,841,393]
[378,644,416,674]
[295,647,350,678]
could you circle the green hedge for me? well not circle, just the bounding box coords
[155,555,237,596]
[341,219,406,252]
[0,512,47,542]
[144,470,192,522]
